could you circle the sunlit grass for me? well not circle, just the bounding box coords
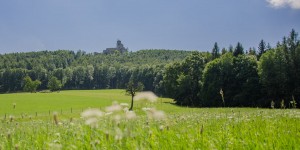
[0,90,299,149]
[0,89,172,115]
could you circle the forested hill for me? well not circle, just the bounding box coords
[0,49,194,93]
[0,49,192,69]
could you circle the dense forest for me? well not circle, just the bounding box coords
[0,49,192,93]
[0,30,299,108]
[164,29,299,108]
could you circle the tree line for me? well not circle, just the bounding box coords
[0,30,299,108]
[0,49,191,93]
[163,29,299,108]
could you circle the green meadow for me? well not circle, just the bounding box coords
[1,90,133,115]
[0,90,299,149]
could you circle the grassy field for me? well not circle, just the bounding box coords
[0,90,299,149]
[0,90,133,115]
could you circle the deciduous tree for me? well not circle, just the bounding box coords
[126,80,144,110]
[48,76,62,92]
[23,76,41,93]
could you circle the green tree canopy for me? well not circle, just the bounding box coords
[23,76,41,93]
[48,77,62,92]
[163,51,209,106]
[258,29,300,107]
[126,80,144,110]
[202,53,260,107]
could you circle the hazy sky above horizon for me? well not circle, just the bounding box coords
[0,0,300,54]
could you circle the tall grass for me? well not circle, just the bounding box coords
[0,90,299,149]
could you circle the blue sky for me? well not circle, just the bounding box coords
[0,0,299,54]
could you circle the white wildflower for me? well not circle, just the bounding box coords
[85,118,98,128]
[113,115,121,122]
[134,91,158,102]
[125,111,137,120]
[144,108,166,120]
[142,107,152,111]
[159,125,164,131]
[105,112,113,116]
[105,102,122,112]
[120,103,129,107]
[114,128,123,141]
[81,108,103,128]
[152,110,165,120]
[81,109,103,118]
[123,107,129,112]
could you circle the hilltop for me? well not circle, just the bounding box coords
[0,49,195,93]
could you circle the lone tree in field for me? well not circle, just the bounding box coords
[126,80,144,110]
[48,77,62,92]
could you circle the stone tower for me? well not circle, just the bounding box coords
[103,40,128,54]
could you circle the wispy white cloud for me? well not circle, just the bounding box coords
[266,0,300,9]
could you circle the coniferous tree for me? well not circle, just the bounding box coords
[287,29,300,101]
[221,48,227,55]
[211,42,220,59]
[229,45,234,53]
[233,42,244,56]
[258,39,266,59]
[248,47,256,56]
[266,43,272,51]
[288,29,298,51]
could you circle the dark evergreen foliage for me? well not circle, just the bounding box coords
[211,42,220,59]
[258,29,300,107]
[233,42,244,56]
[258,39,266,58]
[163,30,299,107]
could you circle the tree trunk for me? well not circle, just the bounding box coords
[129,95,134,110]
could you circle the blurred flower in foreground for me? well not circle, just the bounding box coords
[125,111,137,120]
[105,102,122,112]
[115,128,123,140]
[142,107,151,111]
[120,103,129,107]
[143,107,165,120]
[81,108,103,128]
[81,109,103,118]
[134,91,158,103]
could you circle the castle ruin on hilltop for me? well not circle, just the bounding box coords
[103,40,128,54]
